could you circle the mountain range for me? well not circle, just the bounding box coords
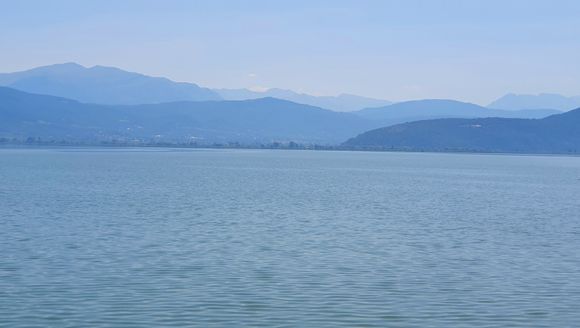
[488,93,580,111]
[2,63,577,114]
[0,86,375,144]
[352,99,559,126]
[0,63,392,111]
[344,108,580,153]
[215,88,392,112]
[1,63,578,153]
[0,63,221,105]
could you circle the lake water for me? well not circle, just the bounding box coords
[1,148,580,327]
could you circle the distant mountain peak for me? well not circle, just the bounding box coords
[89,64,121,70]
[25,62,87,73]
[488,93,580,111]
[54,62,85,68]
[353,98,557,125]
[214,88,392,112]
[0,63,221,105]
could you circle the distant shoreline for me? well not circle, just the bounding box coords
[1,141,579,158]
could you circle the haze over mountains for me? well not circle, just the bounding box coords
[0,63,222,105]
[2,84,575,153]
[0,63,392,112]
[2,63,576,113]
[488,93,580,111]
[215,88,392,112]
[0,63,578,153]
[0,86,376,144]
[353,99,559,127]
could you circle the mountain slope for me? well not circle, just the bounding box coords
[215,88,392,112]
[0,63,221,105]
[0,87,376,144]
[343,108,580,153]
[354,99,559,127]
[488,93,580,111]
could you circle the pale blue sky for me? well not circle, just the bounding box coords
[1,0,579,104]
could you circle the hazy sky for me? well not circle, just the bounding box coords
[1,0,579,104]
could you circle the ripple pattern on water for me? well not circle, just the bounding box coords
[1,149,580,327]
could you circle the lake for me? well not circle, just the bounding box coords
[1,148,579,327]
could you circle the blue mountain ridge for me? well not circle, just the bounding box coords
[0,86,376,144]
[344,107,580,153]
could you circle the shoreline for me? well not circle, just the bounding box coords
[1,142,579,158]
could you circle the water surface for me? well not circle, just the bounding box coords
[1,148,580,327]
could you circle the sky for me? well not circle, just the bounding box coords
[1,0,579,105]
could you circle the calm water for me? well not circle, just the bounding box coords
[1,148,580,327]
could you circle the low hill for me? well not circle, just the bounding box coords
[343,108,580,154]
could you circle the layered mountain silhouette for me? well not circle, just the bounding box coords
[344,108,580,153]
[488,93,580,111]
[1,64,577,152]
[215,88,392,112]
[0,87,376,144]
[353,99,559,126]
[0,63,221,105]
[0,63,392,111]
